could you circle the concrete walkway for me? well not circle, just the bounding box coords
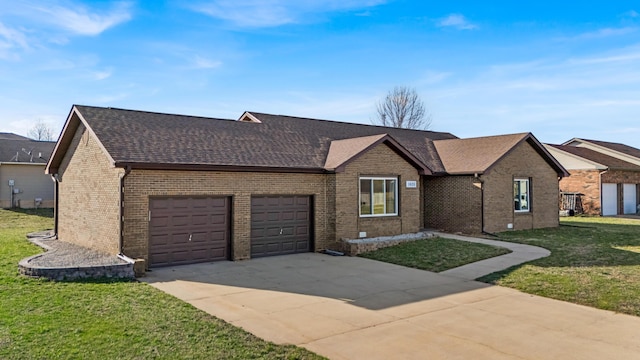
[143,253,640,360]
[435,232,550,280]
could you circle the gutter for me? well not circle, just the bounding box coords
[119,166,132,254]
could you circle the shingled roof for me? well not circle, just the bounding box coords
[0,135,55,163]
[47,105,458,174]
[563,138,640,161]
[434,133,568,176]
[548,144,640,171]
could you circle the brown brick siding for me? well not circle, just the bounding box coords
[123,170,337,263]
[424,176,482,233]
[559,170,640,215]
[334,143,422,241]
[483,141,560,232]
[559,169,601,215]
[57,124,123,254]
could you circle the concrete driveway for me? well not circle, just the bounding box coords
[143,253,640,360]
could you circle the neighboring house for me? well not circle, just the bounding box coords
[46,105,568,270]
[0,133,55,208]
[546,139,640,216]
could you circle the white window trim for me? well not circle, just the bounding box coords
[514,178,530,213]
[359,176,399,217]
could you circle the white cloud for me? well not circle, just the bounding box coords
[623,10,639,18]
[0,22,29,49]
[193,56,222,69]
[189,0,386,28]
[561,27,637,41]
[33,1,133,36]
[424,46,640,146]
[437,14,478,30]
[93,69,113,80]
[0,21,29,60]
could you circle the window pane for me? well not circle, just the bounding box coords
[385,179,396,214]
[520,180,529,210]
[373,180,385,214]
[360,179,371,215]
[514,179,529,211]
[514,181,521,210]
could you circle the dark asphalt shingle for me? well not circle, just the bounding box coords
[74,106,459,173]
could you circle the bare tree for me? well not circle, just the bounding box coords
[373,86,432,129]
[27,120,54,141]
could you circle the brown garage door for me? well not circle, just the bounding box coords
[251,195,312,257]
[149,196,230,267]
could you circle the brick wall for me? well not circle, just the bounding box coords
[558,170,640,215]
[483,141,560,232]
[123,170,337,262]
[559,169,601,215]
[424,175,482,233]
[57,124,123,254]
[334,142,422,241]
[601,170,640,185]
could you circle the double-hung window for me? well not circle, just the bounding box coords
[360,177,398,216]
[514,178,530,212]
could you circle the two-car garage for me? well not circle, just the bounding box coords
[148,195,312,267]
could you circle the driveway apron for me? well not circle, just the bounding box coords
[142,253,640,360]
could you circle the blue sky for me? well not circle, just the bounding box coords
[1,1,639,147]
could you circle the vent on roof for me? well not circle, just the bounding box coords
[238,113,262,123]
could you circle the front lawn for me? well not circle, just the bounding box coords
[0,209,323,359]
[359,237,511,272]
[479,216,640,317]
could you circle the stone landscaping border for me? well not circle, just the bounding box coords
[342,231,435,255]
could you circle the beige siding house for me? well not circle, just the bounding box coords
[46,105,568,272]
[0,133,55,208]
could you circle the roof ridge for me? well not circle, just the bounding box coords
[434,132,530,142]
[74,104,236,122]
[246,111,457,137]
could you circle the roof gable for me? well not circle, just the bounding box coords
[435,133,569,177]
[324,134,430,174]
[547,144,640,171]
[562,138,640,166]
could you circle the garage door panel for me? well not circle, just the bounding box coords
[150,215,169,228]
[210,213,227,225]
[296,226,308,235]
[602,183,617,216]
[281,211,294,221]
[296,241,309,251]
[251,195,311,258]
[623,184,637,214]
[149,196,230,267]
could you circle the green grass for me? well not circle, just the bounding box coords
[359,237,511,272]
[0,209,323,360]
[479,216,640,317]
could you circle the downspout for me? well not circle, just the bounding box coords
[51,174,59,237]
[599,170,608,216]
[119,166,132,254]
[477,174,498,237]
